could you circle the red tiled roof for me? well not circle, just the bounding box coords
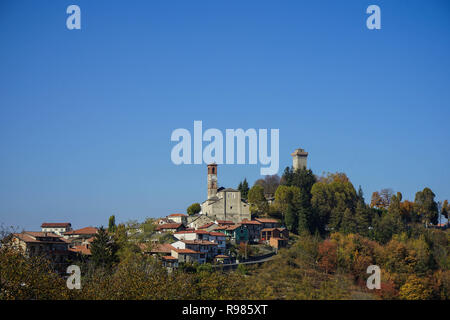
[226,224,242,231]
[215,254,229,258]
[156,223,182,230]
[13,232,66,243]
[41,223,71,228]
[198,222,216,229]
[216,220,234,225]
[208,232,227,237]
[24,231,61,238]
[213,226,228,231]
[13,233,39,243]
[69,245,91,255]
[162,255,177,260]
[142,243,176,253]
[168,213,187,217]
[173,248,200,254]
[64,227,98,235]
[241,219,262,225]
[255,218,279,223]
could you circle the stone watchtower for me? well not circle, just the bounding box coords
[207,163,218,199]
[291,148,308,171]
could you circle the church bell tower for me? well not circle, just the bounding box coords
[207,163,218,199]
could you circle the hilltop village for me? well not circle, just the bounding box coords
[5,149,310,272]
[2,147,449,300]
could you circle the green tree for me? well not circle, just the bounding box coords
[90,226,119,270]
[372,211,405,244]
[440,200,449,220]
[414,188,439,226]
[388,192,403,220]
[108,215,116,233]
[237,178,250,200]
[280,167,317,234]
[354,201,371,236]
[340,208,357,234]
[248,185,268,214]
[311,173,358,234]
[187,203,201,216]
[285,201,298,233]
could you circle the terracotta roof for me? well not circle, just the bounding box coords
[241,219,262,225]
[168,213,187,217]
[23,231,61,238]
[198,222,216,229]
[208,232,227,237]
[213,226,228,231]
[261,228,277,232]
[13,233,39,243]
[216,220,234,225]
[226,224,242,231]
[173,248,200,254]
[162,255,177,260]
[64,227,98,235]
[69,245,91,255]
[156,223,182,230]
[215,254,229,258]
[41,223,71,228]
[13,232,66,243]
[255,218,279,223]
[142,243,176,253]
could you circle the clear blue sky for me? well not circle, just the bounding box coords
[1,0,449,230]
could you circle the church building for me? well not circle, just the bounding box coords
[201,164,251,223]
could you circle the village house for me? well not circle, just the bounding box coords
[161,255,178,269]
[206,232,227,253]
[240,219,263,243]
[217,224,249,244]
[197,222,218,232]
[156,217,176,225]
[215,220,234,226]
[254,218,280,229]
[63,227,98,243]
[174,229,210,241]
[187,214,215,229]
[260,227,289,249]
[260,228,289,242]
[171,248,205,264]
[269,237,288,249]
[166,213,188,226]
[174,230,227,252]
[41,222,72,236]
[69,237,94,258]
[214,254,231,264]
[172,240,218,260]
[9,231,71,272]
[140,243,176,257]
[155,223,184,233]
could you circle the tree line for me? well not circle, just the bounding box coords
[238,166,448,244]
